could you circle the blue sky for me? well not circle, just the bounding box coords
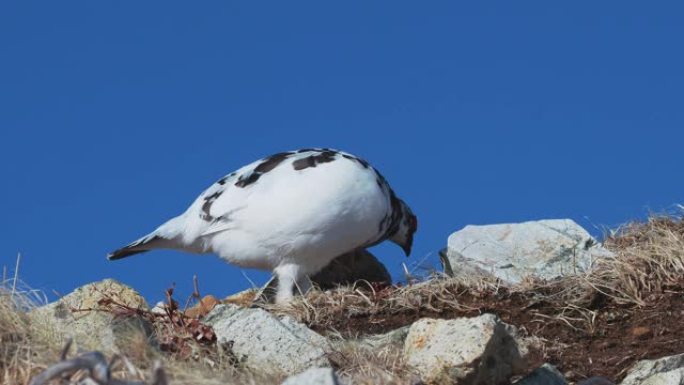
[1,2,683,303]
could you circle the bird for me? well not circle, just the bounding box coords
[107,148,417,304]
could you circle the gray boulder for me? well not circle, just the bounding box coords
[403,313,527,384]
[514,364,567,385]
[621,353,684,385]
[204,304,330,375]
[445,219,613,284]
[281,367,340,385]
[29,279,153,353]
[311,249,391,289]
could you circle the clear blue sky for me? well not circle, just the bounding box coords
[2,2,683,303]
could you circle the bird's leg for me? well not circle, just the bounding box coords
[273,264,301,304]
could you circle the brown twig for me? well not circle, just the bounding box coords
[182,275,204,313]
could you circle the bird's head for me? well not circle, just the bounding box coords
[390,200,418,256]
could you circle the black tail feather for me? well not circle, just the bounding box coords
[107,247,150,260]
[107,235,163,261]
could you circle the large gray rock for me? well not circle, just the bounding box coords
[281,367,340,385]
[204,304,330,375]
[621,353,684,385]
[403,314,527,385]
[311,249,391,289]
[514,364,567,385]
[445,219,613,284]
[29,279,153,353]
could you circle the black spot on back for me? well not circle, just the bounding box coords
[216,172,236,186]
[234,172,261,188]
[292,150,337,171]
[292,156,316,170]
[234,151,298,189]
[254,152,292,173]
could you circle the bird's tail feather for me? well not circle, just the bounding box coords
[107,234,170,260]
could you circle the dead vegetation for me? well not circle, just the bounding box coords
[329,342,417,385]
[28,339,168,385]
[0,273,281,385]
[3,214,684,384]
[594,216,684,305]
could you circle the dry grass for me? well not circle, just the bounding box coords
[0,268,58,385]
[0,268,283,385]
[265,274,502,329]
[592,215,684,305]
[329,342,417,385]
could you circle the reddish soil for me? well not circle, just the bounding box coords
[315,284,684,384]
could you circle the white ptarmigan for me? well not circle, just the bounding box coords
[108,148,417,303]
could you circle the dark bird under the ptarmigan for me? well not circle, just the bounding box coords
[108,148,417,303]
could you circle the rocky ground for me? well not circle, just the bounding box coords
[2,216,684,385]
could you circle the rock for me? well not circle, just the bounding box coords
[29,279,153,353]
[311,249,391,289]
[360,325,410,349]
[403,313,527,385]
[621,353,684,385]
[281,367,340,385]
[330,325,410,353]
[445,219,613,284]
[578,377,615,385]
[151,301,166,315]
[514,364,567,385]
[204,304,330,375]
[630,326,653,340]
[224,288,259,307]
[184,295,220,318]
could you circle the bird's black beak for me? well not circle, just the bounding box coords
[402,234,413,257]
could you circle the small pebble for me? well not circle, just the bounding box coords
[630,326,653,339]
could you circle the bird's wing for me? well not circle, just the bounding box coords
[193,151,297,236]
[193,168,253,236]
